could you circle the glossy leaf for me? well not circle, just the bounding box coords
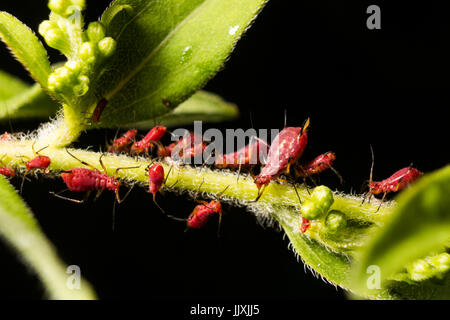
[0,71,59,121]
[133,90,239,128]
[0,176,96,299]
[89,0,267,127]
[353,165,450,297]
[0,12,51,88]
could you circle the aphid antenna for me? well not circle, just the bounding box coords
[163,165,174,186]
[193,178,205,202]
[293,183,302,205]
[284,109,287,128]
[65,148,98,171]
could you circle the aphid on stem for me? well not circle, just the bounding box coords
[50,149,139,204]
[168,180,230,235]
[107,129,138,154]
[130,125,167,156]
[254,118,310,201]
[19,142,51,193]
[362,145,423,211]
[295,151,343,184]
[146,162,173,214]
[0,156,15,178]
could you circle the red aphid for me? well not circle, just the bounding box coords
[157,141,176,157]
[25,155,51,172]
[215,139,268,170]
[0,166,15,178]
[130,125,167,155]
[148,163,164,196]
[170,132,206,161]
[92,98,107,123]
[62,168,120,193]
[187,200,222,229]
[254,118,310,198]
[0,132,12,141]
[108,129,138,154]
[295,151,336,177]
[300,217,311,234]
[369,166,423,195]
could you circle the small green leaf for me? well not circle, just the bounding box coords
[86,0,267,127]
[353,165,450,297]
[0,176,97,299]
[131,90,238,128]
[0,11,52,88]
[0,71,59,121]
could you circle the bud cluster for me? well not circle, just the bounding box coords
[38,1,116,98]
[406,252,450,281]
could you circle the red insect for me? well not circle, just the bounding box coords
[295,151,343,183]
[300,217,311,234]
[20,143,51,192]
[165,132,207,162]
[254,118,310,200]
[0,156,14,178]
[0,132,12,141]
[146,163,173,213]
[0,166,15,177]
[92,98,108,123]
[130,125,167,155]
[215,138,268,170]
[187,200,223,229]
[107,129,138,154]
[157,141,176,157]
[369,166,423,198]
[363,146,423,210]
[51,149,137,203]
[168,183,229,233]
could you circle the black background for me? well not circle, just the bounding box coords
[0,0,449,302]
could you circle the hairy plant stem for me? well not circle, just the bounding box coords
[1,138,396,297]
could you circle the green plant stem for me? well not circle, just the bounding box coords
[1,139,393,224]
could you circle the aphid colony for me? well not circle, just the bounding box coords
[0,118,423,234]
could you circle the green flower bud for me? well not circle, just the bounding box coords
[300,200,321,220]
[73,75,89,96]
[79,42,96,64]
[98,37,117,58]
[49,0,85,17]
[311,186,334,212]
[406,259,434,282]
[39,20,71,55]
[86,22,106,43]
[426,253,450,273]
[325,210,347,233]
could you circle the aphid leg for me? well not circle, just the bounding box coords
[93,189,104,202]
[293,183,302,205]
[19,169,30,194]
[163,165,174,186]
[217,210,223,238]
[236,162,242,183]
[65,149,98,171]
[329,165,344,185]
[50,190,91,204]
[375,192,387,213]
[193,178,205,202]
[115,183,135,204]
[152,192,166,214]
[253,184,266,202]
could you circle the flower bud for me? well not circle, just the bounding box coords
[79,42,96,64]
[300,200,321,220]
[406,259,434,281]
[39,21,71,55]
[325,210,347,233]
[73,75,89,96]
[426,253,450,273]
[98,37,117,58]
[86,22,106,43]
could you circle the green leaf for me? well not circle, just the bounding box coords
[0,11,51,88]
[0,176,97,299]
[0,71,59,121]
[88,0,267,127]
[132,90,239,128]
[353,165,450,298]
